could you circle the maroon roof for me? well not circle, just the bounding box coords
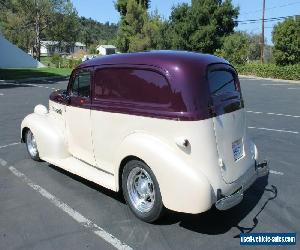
[78,50,228,73]
[67,51,234,121]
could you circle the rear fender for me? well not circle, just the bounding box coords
[114,132,214,214]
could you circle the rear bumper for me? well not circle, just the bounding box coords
[215,160,269,210]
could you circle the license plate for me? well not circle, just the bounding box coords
[232,139,244,161]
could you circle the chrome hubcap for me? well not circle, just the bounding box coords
[127,167,155,213]
[26,131,38,157]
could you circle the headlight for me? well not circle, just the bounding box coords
[34,104,48,115]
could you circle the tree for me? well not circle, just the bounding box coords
[272,17,300,65]
[0,0,78,61]
[141,11,163,50]
[0,0,35,51]
[0,0,12,12]
[116,0,162,52]
[161,3,190,50]
[162,0,239,53]
[215,32,249,64]
[115,0,150,16]
[0,0,12,13]
[264,45,274,63]
[248,33,262,61]
[78,18,118,49]
[0,3,36,52]
[116,0,145,52]
[45,2,80,53]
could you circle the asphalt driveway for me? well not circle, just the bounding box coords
[0,76,299,250]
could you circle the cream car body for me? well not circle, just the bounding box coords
[21,51,268,221]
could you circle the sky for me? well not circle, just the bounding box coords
[72,0,300,45]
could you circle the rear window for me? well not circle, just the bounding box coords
[94,68,171,105]
[208,70,237,95]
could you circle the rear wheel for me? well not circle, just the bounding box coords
[122,160,165,223]
[25,129,41,161]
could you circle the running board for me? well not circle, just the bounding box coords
[43,156,116,191]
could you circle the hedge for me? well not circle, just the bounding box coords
[235,63,300,81]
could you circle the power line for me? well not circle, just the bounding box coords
[237,15,296,23]
[237,15,297,24]
[240,1,300,15]
[238,18,288,25]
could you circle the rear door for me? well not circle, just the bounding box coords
[208,64,254,183]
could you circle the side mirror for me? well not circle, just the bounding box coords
[60,90,71,105]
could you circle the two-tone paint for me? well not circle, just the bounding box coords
[21,51,268,214]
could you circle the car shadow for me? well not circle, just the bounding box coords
[158,175,277,236]
[47,164,276,236]
[48,164,126,204]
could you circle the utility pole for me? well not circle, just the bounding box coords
[261,0,266,64]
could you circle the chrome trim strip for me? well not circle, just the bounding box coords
[75,156,114,176]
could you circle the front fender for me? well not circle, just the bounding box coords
[114,132,214,214]
[21,112,69,160]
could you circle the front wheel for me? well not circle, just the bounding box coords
[122,160,165,223]
[25,129,41,161]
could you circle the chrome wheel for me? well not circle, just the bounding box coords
[26,130,38,158]
[127,167,155,213]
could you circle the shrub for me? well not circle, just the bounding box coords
[235,63,300,80]
[68,58,81,69]
[88,44,98,54]
[50,54,63,68]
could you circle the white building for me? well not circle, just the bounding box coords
[96,45,116,55]
[0,34,44,68]
[40,41,86,56]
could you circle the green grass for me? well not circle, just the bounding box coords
[0,68,72,80]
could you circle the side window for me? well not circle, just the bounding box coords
[208,70,236,96]
[71,71,91,97]
[94,68,171,105]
